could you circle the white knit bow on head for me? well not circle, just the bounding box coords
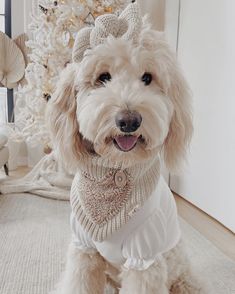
[72,3,142,63]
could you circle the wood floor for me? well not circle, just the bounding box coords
[174,193,235,261]
[1,166,234,261]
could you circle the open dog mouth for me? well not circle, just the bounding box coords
[113,135,142,152]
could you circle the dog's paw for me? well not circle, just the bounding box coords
[170,279,211,294]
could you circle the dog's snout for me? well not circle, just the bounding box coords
[115,111,142,133]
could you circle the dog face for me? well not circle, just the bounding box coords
[47,27,192,171]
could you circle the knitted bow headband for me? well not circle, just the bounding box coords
[72,3,142,63]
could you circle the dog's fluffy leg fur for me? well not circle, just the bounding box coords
[165,242,209,294]
[106,262,121,293]
[169,272,208,294]
[52,243,106,294]
[119,258,169,294]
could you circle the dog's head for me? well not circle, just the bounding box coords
[47,3,192,171]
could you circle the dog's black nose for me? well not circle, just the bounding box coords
[115,111,142,133]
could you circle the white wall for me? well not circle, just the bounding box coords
[11,0,34,38]
[164,0,179,50]
[138,0,165,31]
[170,0,235,232]
[11,0,24,38]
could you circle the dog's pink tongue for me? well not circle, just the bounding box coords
[115,135,138,151]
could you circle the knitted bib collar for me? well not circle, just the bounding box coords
[71,155,161,242]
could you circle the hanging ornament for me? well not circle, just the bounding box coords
[68,35,75,48]
[43,93,51,101]
[60,30,75,48]
[44,144,52,154]
[61,30,70,47]
[39,5,48,15]
[104,6,113,13]
[64,61,70,67]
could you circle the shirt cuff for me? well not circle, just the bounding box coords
[123,258,155,271]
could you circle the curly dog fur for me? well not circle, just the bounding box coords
[47,8,210,294]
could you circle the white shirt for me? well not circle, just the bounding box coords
[70,176,181,270]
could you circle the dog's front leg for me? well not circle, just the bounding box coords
[52,242,106,294]
[165,241,210,294]
[119,258,169,294]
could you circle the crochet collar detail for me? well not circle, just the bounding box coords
[71,156,160,242]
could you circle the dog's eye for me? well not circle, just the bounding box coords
[97,72,111,84]
[141,73,152,86]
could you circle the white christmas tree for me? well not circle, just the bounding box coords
[15,0,131,163]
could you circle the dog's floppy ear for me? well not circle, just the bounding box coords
[47,63,84,168]
[150,34,193,171]
[162,66,193,171]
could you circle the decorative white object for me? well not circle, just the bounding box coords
[0,151,73,200]
[0,124,25,171]
[7,137,22,171]
[0,31,26,89]
[14,33,30,86]
[26,137,45,167]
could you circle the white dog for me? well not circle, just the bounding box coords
[47,3,208,294]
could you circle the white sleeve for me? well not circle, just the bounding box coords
[70,213,97,254]
[160,180,181,251]
[122,209,167,271]
[122,177,181,271]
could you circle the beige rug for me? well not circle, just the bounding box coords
[0,193,235,294]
